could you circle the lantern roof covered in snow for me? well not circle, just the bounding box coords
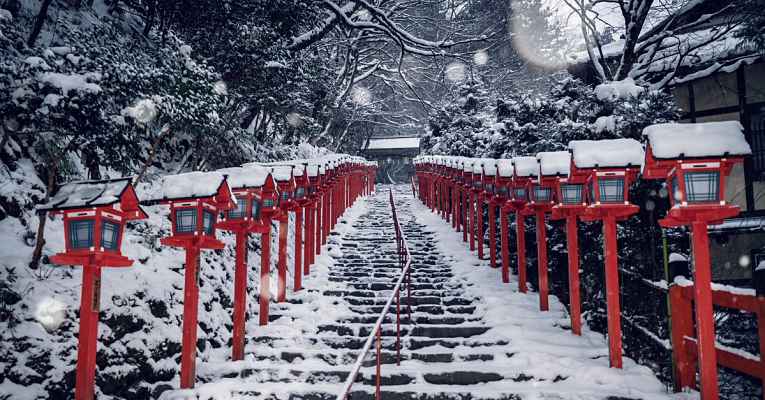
[537,151,571,177]
[149,171,236,212]
[463,159,475,173]
[513,156,538,178]
[642,121,751,159]
[569,139,644,169]
[481,159,498,176]
[497,159,514,178]
[217,165,272,189]
[267,165,294,182]
[38,177,147,219]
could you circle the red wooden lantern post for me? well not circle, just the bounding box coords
[464,159,478,250]
[153,171,236,389]
[642,122,751,398]
[472,161,486,259]
[481,159,499,268]
[446,157,460,232]
[315,162,327,257]
[496,160,514,283]
[571,138,644,369]
[40,178,148,400]
[269,165,296,302]
[512,156,538,294]
[550,155,588,336]
[291,163,309,292]
[217,166,274,360]
[461,159,473,244]
[527,152,569,312]
[305,163,321,275]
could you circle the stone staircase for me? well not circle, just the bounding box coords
[163,185,671,400]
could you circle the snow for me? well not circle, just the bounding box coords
[264,61,286,69]
[217,165,270,189]
[497,159,514,177]
[594,115,616,133]
[179,44,192,56]
[123,99,158,124]
[158,171,227,200]
[38,178,130,211]
[643,121,752,159]
[366,137,420,150]
[513,156,538,177]
[673,276,756,296]
[537,151,570,177]
[24,56,50,69]
[757,260,765,272]
[594,78,645,101]
[569,139,644,169]
[0,8,12,22]
[40,72,102,96]
[669,253,688,263]
[269,165,293,182]
[481,158,497,176]
[34,298,67,333]
[462,158,474,173]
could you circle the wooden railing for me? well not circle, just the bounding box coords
[336,189,413,400]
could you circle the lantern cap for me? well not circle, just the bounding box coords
[642,121,751,159]
[513,156,538,177]
[569,138,644,169]
[481,159,498,176]
[463,159,475,173]
[37,177,146,219]
[154,171,233,202]
[217,165,270,189]
[267,165,293,182]
[537,151,570,177]
[497,159,514,177]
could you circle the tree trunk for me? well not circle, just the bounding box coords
[27,0,55,48]
[29,160,57,270]
[135,124,171,183]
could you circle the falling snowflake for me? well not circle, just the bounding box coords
[351,86,371,106]
[445,62,466,82]
[35,298,67,333]
[473,50,489,66]
[739,255,751,267]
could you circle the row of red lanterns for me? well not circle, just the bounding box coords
[37,155,378,399]
[414,121,751,400]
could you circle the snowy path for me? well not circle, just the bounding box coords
[161,185,692,400]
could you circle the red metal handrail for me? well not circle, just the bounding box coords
[336,189,413,400]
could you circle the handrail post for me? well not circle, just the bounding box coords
[396,289,401,366]
[375,329,382,400]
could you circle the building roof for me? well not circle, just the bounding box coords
[365,136,421,151]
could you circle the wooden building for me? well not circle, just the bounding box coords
[362,135,421,184]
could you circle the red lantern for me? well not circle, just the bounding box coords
[267,165,295,303]
[512,156,537,294]
[550,153,589,336]
[528,151,570,312]
[642,121,751,398]
[39,178,147,400]
[216,165,273,359]
[481,159,500,268]
[496,159,514,284]
[570,138,644,369]
[153,171,236,389]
